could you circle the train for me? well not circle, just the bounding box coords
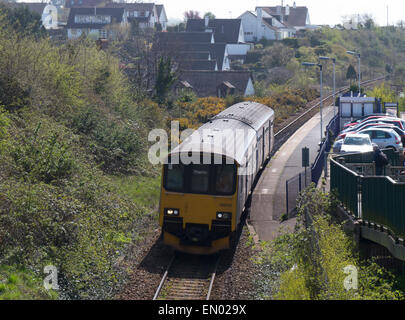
[159,101,275,254]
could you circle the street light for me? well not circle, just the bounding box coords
[302,62,324,141]
[347,50,361,95]
[319,56,337,117]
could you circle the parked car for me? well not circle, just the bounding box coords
[340,134,373,153]
[343,114,391,129]
[353,128,403,152]
[361,124,405,146]
[338,122,405,140]
[341,117,405,135]
[333,139,343,153]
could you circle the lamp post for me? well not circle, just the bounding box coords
[302,62,323,142]
[347,50,361,95]
[319,56,336,117]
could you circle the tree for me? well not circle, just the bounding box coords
[154,57,177,105]
[0,4,46,36]
[346,65,357,83]
[203,12,216,20]
[184,10,201,20]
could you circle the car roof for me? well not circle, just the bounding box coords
[345,133,370,138]
[360,127,397,135]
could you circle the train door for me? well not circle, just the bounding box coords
[262,127,266,163]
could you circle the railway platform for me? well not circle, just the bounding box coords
[249,105,336,241]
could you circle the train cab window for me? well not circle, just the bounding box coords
[215,164,235,195]
[166,164,184,191]
[191,165,210,193]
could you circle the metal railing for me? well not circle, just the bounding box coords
[331,155,405,239]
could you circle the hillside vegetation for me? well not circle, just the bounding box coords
[0,10,165,299]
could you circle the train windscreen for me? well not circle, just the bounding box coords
[164,162,236,195]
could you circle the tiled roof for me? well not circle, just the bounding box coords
[155,32,214,45]
[186,19,242,43]
[176,43,227,71]
[66,7,125,28]
[5,2,46,15]
[177,60,217,71]
[178,71,253,97]
[107,2,155,14]
[260,6,308,27]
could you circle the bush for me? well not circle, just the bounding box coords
[253,187,405,300]
[11,123,76,183]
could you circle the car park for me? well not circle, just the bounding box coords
[343,114,390,129]
[341,117,405,135]
[338,122,405,141]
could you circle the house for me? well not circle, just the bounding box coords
[178,71,255,97]
[259,3,311,31]
[156,32,215,45]
[186,18,245,44]
[186,18,252,63]
[65,0,110,8]
[155,4,168,31]
[108,2,158,30]
[5,2,59,29]
[177,43,230,71]
[239,7,296,42]
[66,7,126,40]
[177,60,218,71]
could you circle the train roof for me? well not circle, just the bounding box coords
[210,101,274,132]
[170,101,274,165]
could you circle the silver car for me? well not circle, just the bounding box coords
[340,134,374,154]
[355,128,403,153]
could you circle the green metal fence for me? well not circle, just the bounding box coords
[331,154,405,240]
[343,149,400,166]
[362,177,405,240]
[330,159,360,217]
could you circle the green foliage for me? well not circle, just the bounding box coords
[11,123,75,183]
[366,82,396,106]
[346,64,357,81]
[0,106,8,154]
[154,57,177,105]
[253,187,404,300]
[0,16,166,299]
[0,4,46,37]
[0,265,57,300]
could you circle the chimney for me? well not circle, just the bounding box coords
[293,2,296,9]
[286,4,290,15]
[205,16,209,27]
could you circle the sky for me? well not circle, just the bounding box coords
[155,0,405,26]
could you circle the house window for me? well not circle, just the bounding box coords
[99,29,107,39]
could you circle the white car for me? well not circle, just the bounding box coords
[340,134,373,153]
[354,128,403,153]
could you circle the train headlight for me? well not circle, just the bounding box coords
[217,212,231,220]
[165,208,180,216]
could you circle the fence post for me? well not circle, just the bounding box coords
[286,180,289,216]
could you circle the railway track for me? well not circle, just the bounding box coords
[153,253,220,300]
[273,76,386,151]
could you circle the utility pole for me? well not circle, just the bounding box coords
[302,62,324,142]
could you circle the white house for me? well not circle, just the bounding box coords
[155,4,168,31]
[66,7,127,40]
[239,7,296,42]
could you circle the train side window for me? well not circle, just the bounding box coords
[166,164,184,191]
[191,165,210,193]
[215,164,235,194]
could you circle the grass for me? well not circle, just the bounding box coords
[109,174,161,212]
[0,266,58,300]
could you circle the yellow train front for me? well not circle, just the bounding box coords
[159,102,274,255]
